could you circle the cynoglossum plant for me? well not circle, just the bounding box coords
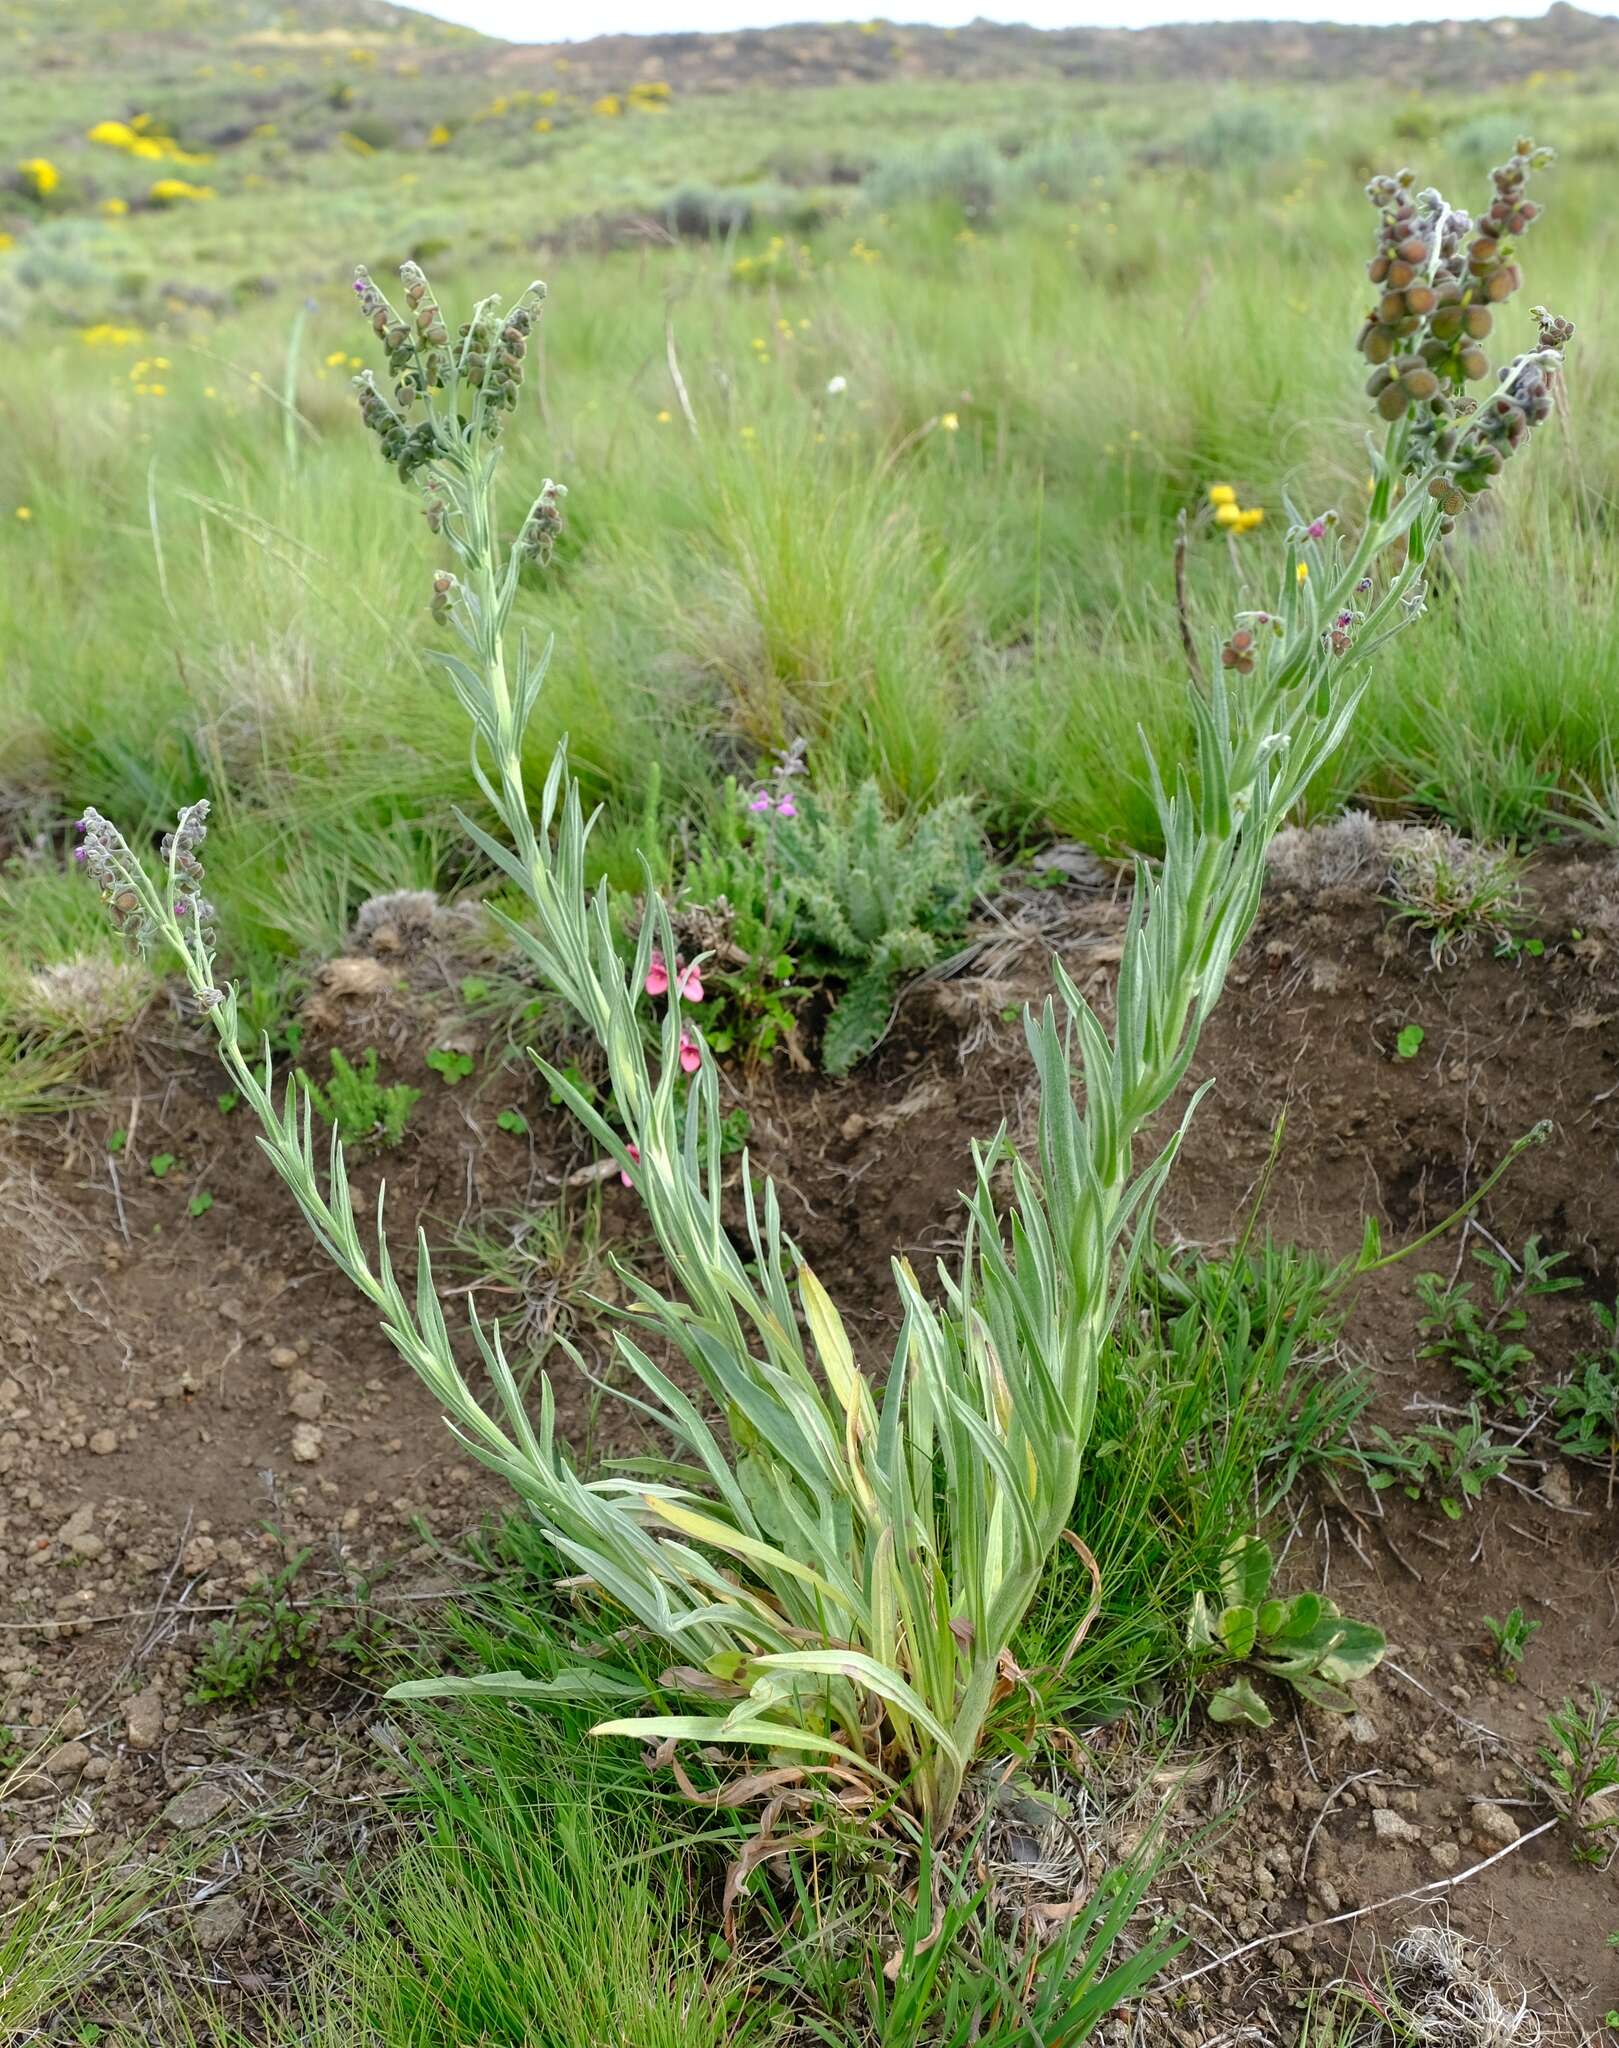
[78,150,1572,1840]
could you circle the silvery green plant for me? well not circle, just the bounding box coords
[80,155,1572,1837]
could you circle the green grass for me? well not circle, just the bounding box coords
[3,81,1615,1068]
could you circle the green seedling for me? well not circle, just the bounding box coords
[496,1106,529,1136]
[148,1151,175,1178]
[187,1189,214,1218]
[426,1046,474,1085]
[1414,1234,1577,1413]
[299,1045,419,1149]
[1187,1534,1385,1727]
[1540,1687,1619,1863]
[1395,1023,1425,1059]
[1483,1604,1539,1677]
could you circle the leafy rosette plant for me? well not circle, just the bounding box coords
[78,148,1572,1838]
[1188,1535,1385,1728]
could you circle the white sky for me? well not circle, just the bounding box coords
[398,0,1569,37]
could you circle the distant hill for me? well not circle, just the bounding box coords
[480,4,1619,94]
[6,0,1618,91]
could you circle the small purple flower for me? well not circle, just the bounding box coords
[747,790,772,813]
[775,796,797,819]
[1306,518,1327,540]
[73,846,87,864]
[174,899,191,916]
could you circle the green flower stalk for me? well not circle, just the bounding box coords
[81,150,1573,1838]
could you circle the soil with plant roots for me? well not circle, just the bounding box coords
[4,830,1618,2038]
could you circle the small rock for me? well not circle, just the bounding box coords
[268,1345,299,1370]
[125,1685,165,1751]
[191,1894,246,1951]
[46,1741,92,1778]
[1539,1464,1574,1508]
[87,1430,118,1456]
[1429,1840,1461,1872]
[290,1423,323,1464]
[70,1532,106,1560]
[1371,1807,1420,1844]
[1345,1712,1377,1746]
[162,1781,231,1831]
[1470,1799,1520,1847]
[59,1706,86,1738]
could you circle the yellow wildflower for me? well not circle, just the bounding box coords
[18,157,58,197]
[80,322,143,347]
[14,506,32,521]
[939,412,960,433]
[100,196,129,216]
[1207,484,1237,507]
[656,409,672,423]
[0,231,13,251]
[1214,502,1242,529]
[427,122,451,148]
[325,350,349,367]
[149,178,213,204]
[592,94,622,117]
[1296,561,1310,583]
[1236,507,1264,532]
[532,117,552,133]
[87,120,139,149]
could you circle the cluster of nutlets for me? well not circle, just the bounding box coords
[350,262,546,488]
[76,802,223,1007]
[518,479,568,566]
[1220,610,1284,676]
[1358,140,1552,423]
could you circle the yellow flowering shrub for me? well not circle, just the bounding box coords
[17,157,58,198]
[149,177,214,205]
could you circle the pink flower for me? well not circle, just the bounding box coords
[775,796,797,819]
[619,1141,640,1187]
[678,1032,701,1075]
[645,949,670,998]
[748,789,772,812]
[1307,518,1327,540]
[678,963,704,1002]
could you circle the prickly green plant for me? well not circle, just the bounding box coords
[1187,1535,1385,1727]
[76,170,1573,1839]
[299,1045,420,1150]
[773,782,985,1073]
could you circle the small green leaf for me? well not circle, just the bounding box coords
[106,1129,126,1153]
[1318,1619,1386,1683]
[1396,1023,1425,1059]
[1219,1535,1273,1610]
[1208,1676,1272,1728]
[1256,1598,1285,1638]
[459,975,491,1002]
[496,1107,529,1136]
[1218,1604,1258,1661]
[216,1091,238,1115]
[149,1152,176,1179]
[187,1190,214,1218]
[426,1047,474,1085]
[1524,938,1544,958]
[1290,1672,1356,1714]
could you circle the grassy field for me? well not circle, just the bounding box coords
[3,18,1617,1086]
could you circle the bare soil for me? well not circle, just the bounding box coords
[4,842,1619,2036]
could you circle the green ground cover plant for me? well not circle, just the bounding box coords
[58,127,1582,2035]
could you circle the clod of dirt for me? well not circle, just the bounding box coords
[1470,1799,1521,1846]
[124,1685,164,1750]
[45,1741,92,1778]
[1372,1807,1421,1843]
[162,1781,231,1830]
[286,1370,327,1422]
[290,1422,324,1463]
[191,1894,246,1951]
[88,1429,118,1455]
